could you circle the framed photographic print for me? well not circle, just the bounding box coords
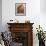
[15,3,26,16]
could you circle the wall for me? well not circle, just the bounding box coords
[40,0,46,13]
[0,0,2,32]
[2,0,46,46]
[2,0,40,30]
[40,0,46,32]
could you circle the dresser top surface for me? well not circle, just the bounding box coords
[7,23,34,25]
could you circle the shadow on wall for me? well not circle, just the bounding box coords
[40,0,46,13]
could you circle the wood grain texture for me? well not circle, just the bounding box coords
[7,23,34,46]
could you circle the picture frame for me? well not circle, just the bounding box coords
[15,3,26,16]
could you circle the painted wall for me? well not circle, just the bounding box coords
[0,0,2,32]
[2,0,46,46]
[2,0,40,31]
[40,0,46,31]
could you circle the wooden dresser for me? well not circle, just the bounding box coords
[7,23,34,46]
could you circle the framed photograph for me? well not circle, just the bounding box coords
[15,3,26,16]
